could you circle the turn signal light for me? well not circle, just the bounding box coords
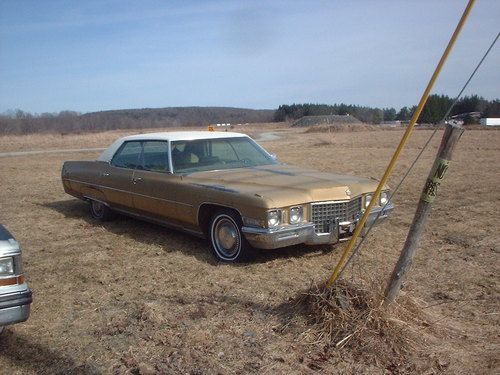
[0,275,25,287]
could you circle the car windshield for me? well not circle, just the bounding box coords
[172,137,277,174]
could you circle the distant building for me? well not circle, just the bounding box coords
[382,120,402,127]
[480,118,500,126]
[292,114,362,127]
[450,112,481,122]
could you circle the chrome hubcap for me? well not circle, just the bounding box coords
[92,201,104,217]
[219,223,237,249]
[214,218,240,258]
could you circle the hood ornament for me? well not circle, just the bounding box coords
[345,188,351,196]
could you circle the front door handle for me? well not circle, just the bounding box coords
[101,172,110,177]
[132,177,143,184]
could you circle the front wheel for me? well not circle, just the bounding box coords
[89,200,114,221]
[209,210,254,262]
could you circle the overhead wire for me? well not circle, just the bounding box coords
[338,31,500,279]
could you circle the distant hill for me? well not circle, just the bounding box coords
[3,94,496,135]
[0,106,275,135]
[81,106,275,128]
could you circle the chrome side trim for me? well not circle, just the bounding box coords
[83,196,110,207]
[111,206,205,238]
[64,178,193,208]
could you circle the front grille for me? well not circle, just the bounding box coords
[311,197,362,234]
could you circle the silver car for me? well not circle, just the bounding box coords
[0,224,32,334]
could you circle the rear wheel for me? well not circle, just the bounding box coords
[209,210,254,262]
[89,200,114,221]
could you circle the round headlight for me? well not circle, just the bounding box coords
[289,206,303,224]
[267,210,281,227]
[365,194,373,208]
[380,191,389,206]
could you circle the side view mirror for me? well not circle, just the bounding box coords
[270,153,278,161]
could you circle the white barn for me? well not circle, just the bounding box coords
[480,118,500,126]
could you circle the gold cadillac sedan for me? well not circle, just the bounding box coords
[61,131,393,262]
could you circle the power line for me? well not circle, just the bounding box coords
[338,31,500,279]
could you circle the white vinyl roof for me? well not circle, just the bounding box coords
[97,131,249,162]
[119,131,247,142]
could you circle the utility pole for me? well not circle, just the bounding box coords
[325,0,476,288]
[384,123,464,305]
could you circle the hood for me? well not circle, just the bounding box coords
[186,164,383,207]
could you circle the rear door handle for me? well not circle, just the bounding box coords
[101,172,110,177]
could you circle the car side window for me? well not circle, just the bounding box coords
[111,141,142,169]
[142,141,170,172]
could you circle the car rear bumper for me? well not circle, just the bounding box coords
[242,203,394,250]
[0,288,32,327]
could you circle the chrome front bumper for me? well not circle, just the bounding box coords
[0,287,32,327]
[242,203,394,250]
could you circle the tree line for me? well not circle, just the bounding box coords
[274,94,500,124]
[416,94,500,124]
[274,103,389,123]
[0,95,498,135]
[0,107,274,135]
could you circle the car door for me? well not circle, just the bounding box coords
[131,140,196,226]
[100,140,142,211]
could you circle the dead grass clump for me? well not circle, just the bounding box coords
[94,316,131,337]
[140,302,166,325]
[312,140,334,147]
[295,280,433,366]
[444,232,471,248]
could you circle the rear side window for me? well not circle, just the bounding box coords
[142,141,170,172]
[111,141,142,169]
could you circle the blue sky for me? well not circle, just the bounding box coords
[0,0,498,113]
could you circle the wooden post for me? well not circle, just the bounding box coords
[383,123,464,305]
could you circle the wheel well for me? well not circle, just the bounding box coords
[198,204,241,235]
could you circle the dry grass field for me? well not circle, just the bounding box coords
[0,124,498,374]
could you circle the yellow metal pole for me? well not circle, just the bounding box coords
[326,0,476,288]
